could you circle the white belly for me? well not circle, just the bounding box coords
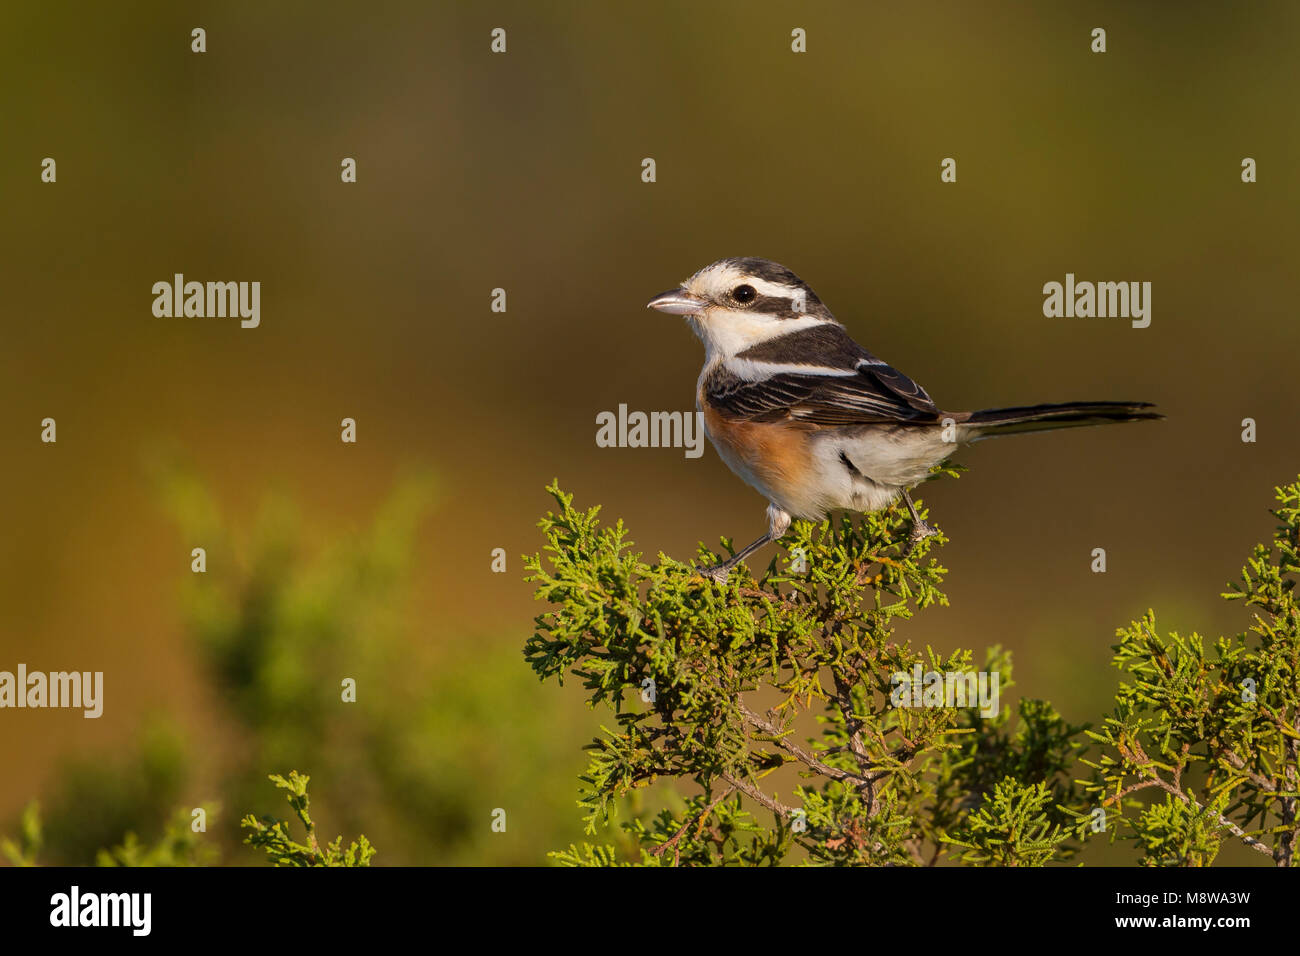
[800,425,954,518]
[701,411,956,520]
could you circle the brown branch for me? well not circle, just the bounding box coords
[651,784,737,864]
[734,584,803,610]
[1218,747,1276,791]
[1107,775,1273,857]
[829,670,882,814]
[1150,777,1274,857]
[721,772,795,818]
[1279,717,1299,867]
[736,697,872,786]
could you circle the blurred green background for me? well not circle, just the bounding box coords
[1,1,1297,864]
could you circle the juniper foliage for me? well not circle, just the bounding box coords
[1079,479,1300,866]
[3,772,371,867]
[526,476,1300,867]
[241,771,376,867]
[526,476,1084,866]
[1,800,217,867]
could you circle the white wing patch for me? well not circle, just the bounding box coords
[727,357,861,381]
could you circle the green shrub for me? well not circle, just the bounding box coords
[527,476,1300,867]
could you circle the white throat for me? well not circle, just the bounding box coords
[687,311,827,364]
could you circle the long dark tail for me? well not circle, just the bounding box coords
[965,401,1162,439]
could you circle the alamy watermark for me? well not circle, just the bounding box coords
[1042,273,1150,328]
[0,664,102,718]
[595,404,705,459]
[890,664,1000,718]
[152,274,260,328]
[50,886,150,936]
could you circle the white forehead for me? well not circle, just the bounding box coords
[683,261,798,299]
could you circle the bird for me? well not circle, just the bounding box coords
[646,256,1161,583]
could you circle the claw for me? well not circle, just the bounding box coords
[698,564,730,584]
[905,520,938,554]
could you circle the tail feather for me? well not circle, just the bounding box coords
[965,401,1162,439]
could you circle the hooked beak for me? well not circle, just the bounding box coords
[646,287,707,315]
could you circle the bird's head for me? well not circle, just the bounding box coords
[647,257,837,359]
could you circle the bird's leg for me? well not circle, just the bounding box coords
[900,488,937,550]
[700,532,773,584]
[700,505,792,584]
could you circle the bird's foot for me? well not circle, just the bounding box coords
[906,519,938,553]
[698,563,731,584]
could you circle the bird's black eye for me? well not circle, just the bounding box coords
[732,284,756,304]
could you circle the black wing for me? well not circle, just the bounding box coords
[718,325,942,425]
